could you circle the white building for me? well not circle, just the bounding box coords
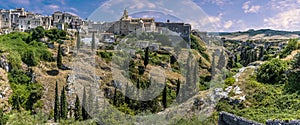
[18,13,43,31]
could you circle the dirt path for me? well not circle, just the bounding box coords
[283,50,300,61]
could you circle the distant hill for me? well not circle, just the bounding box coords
[217,29,300,41]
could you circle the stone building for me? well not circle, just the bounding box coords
[106,9,191,42]
[18,13,43,31]
[156,21,191,42]
[0,9,12,29]
[52,11,63,27]
[41,16,53,30]
[108,9,156,35]
[52,11,81,28]
[0,8,27,30]
[0,8,83,33]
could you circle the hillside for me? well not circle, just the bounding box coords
[175,31,300,124]
[219,29,300,41]
[0,27,217,124]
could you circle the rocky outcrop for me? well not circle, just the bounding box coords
[219,111,300,125]
[218,111,263,125]
[62,46,70,56]
[266,120,300,125]
[0,54,11,72]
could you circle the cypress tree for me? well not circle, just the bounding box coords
[91,32,95,51]
[54,81,60,122]
[259,46,264,60]
[211,52,216,79]
[60,86,67,119]
[76,31,81,52]
[227,55,234,69]
[82,87,88,120]
[176,78,180,97]
[162,79,167,109]
[192,61,198,92]
[0,108,7,125]
[87,87,94,119]
[113,86,117,106]
[217,50,226,70]
[137,78,140,99]
[57,43,63,69]
[125,82,129,104]
[144,47,149,67]
[93,97,100,115]
[74,95,82,121]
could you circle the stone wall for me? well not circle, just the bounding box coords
[218,112,263,125]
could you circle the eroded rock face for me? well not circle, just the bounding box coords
[0,68,12,112]
[62,46,70,56]
[0,54,11,72]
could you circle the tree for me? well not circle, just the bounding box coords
[280,39,299,58]
[124,82,129,104]
[137,78,140,99]
[57,43,63,69]
[31,26,45,41]
[87,87,94,119]
[217,50,226,70]
[0,108,8,125]
[227,55,235,69]
[192,60,198,93]
[258,46,264,60]
[292,52,300,68]
[113,86,117,106]
[176,78,180,97]
[54,81,59,122]
[60,86,67,119]
[162,79,167,109]
[144,47,149,67]
[74,95,82,121]
[91,32,96,51]
[286,53,300,93]
[211,51,216,79]
[76,31,81,52]
[256,58,288,84]
[26,83,43,111]
[82,87,88,120]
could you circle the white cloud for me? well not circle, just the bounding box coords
[70,8,79,12]
[11,0,30,5]
[223,20,233,29]
[242,1,261,13]
[66,12,78,17]
[264,9,300,30]
[268,0,300,11]
[263,0,300,30]
[48,5,60,10]
[203,0,231,6]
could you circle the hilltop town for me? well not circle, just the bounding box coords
[0,8,83,33]
[0,8,191,41]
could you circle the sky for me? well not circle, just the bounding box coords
[0,0,299,32]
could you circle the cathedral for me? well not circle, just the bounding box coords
[106,9,191,42]
[108,9,156,35]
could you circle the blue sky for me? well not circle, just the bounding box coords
[0,0,299,32]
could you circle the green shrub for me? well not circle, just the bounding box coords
[256,58,288,84]
[280,39,299,58]
[98,51,113,61]
[225,77,235,86]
